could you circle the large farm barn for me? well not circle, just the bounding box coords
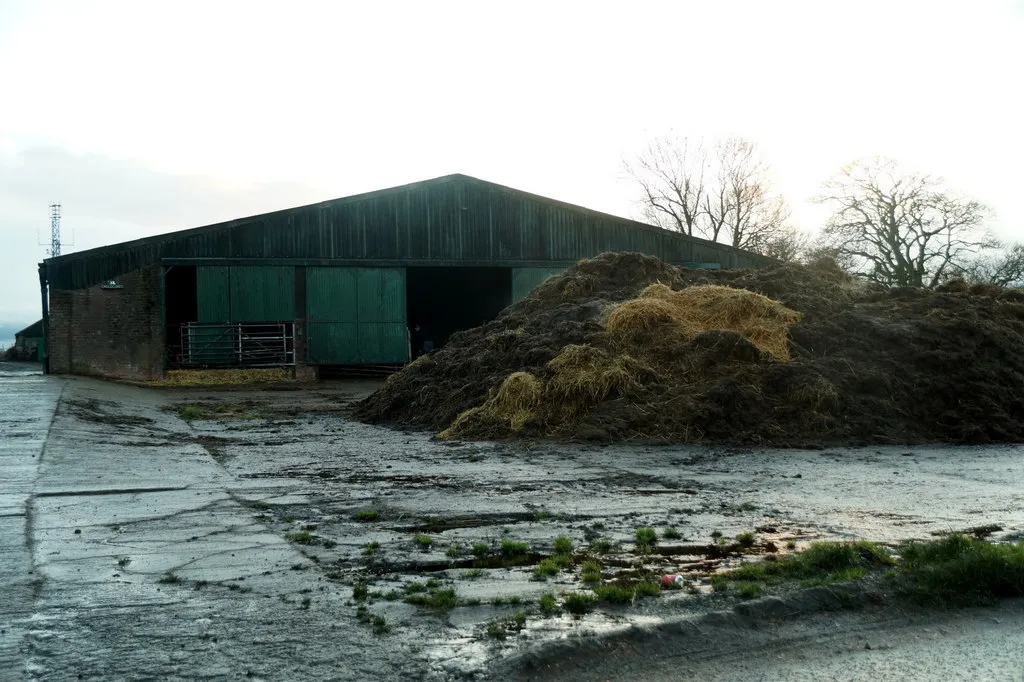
[39,174,771,380]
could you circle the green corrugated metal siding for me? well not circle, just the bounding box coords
[306,267,408,364]
[229,266,295,322]
[512,267,566,302]
[197,266,230,322]
[45,175,774,290]
[197,265,294,322]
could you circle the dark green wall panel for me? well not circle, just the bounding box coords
[512,267,566,302]
[230,266,295,322]
[197,266,230,322]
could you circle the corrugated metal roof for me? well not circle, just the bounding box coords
[43,174,774,289]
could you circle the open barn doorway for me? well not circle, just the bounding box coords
[406,267,512,355]
[164,265,198,362]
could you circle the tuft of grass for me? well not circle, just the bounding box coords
[786,540,798,550]
[724,540,894,589]
[562,592,596,615]
[486,611,528,640]
[538,592,559,615]
[116,556,131,569]
[461,568,484,580]
[414,534,434,549]
[590,538,613,554]
[592,580,662,603]
[663,527,682,540]
[736,582,762,599]
[157,572,181,585]
[354,510,379,522]
[177,404,204,421]
[580,560,602,583]
[352,582,369,602]
[710,530,723,540]
[356,605,370,621]
[709,574,730,592]
[899,535,1024,604]
[363,541,381,555]
[553,536,574,555]
[405,587,458,611]
[446,544,463,558]
[532,558,561,579]
[500,540,530,556]
[300,596,311,609]
[471,542,491,558]
[736,531,756,548]
[404,581,428,594]
[371,615,389,635]
[285,531,315,545]
[635,527,658,551]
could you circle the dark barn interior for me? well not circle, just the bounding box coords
[406,267,512,351]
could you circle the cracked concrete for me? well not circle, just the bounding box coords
[2,360,1023,680]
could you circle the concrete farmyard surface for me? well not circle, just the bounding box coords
[1,361,1022,681]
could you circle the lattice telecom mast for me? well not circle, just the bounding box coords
[49,203,62,257]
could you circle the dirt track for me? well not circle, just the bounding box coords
[2,365,1023,679]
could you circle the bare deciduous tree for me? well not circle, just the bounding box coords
[955,244,1024,287]
[815,158,992,288]
[625,137,708,237]
[625,136,792,257]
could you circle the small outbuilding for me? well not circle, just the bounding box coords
[13,320,44,361]
[39,174,774,380]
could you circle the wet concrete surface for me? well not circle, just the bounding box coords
[1,365,1023,680]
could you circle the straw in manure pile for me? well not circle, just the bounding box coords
[607,284,800,361]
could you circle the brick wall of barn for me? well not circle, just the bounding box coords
[48,265,164,380]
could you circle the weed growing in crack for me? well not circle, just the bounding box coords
[663,527,682,540]
[736,532,756,549]
[553,536,573,555]
[352,582,369,602]
[786,540,798,550]
[356,605,370,622]
[710,574,730,592]
[461,569,484,580]
[178,404,203,421]
[532,559,561,580]
[157,572,181,584]
[354,510,379,522]
[414,534,434,549]
[593,580,661,603]
[635,527,658,552]
[486,611,528,639]
[363,541,381,555]
[500,540,529,556]
[405,587,458,611]
[446,544,463,558]
[538,592,559,615]
[580,561,602,583]
[590,538,613,554]
[322,539,337,549]
[371,615,389,635]
[117,556,131,569]
[285,531,315,545]
[471,542,490,558]
[562,592,595,615]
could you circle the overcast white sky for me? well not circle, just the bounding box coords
[1,0,1022,324]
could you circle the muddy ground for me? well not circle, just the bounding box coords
[2,366,1023,680]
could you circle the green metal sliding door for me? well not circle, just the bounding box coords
[306,267,408,364]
